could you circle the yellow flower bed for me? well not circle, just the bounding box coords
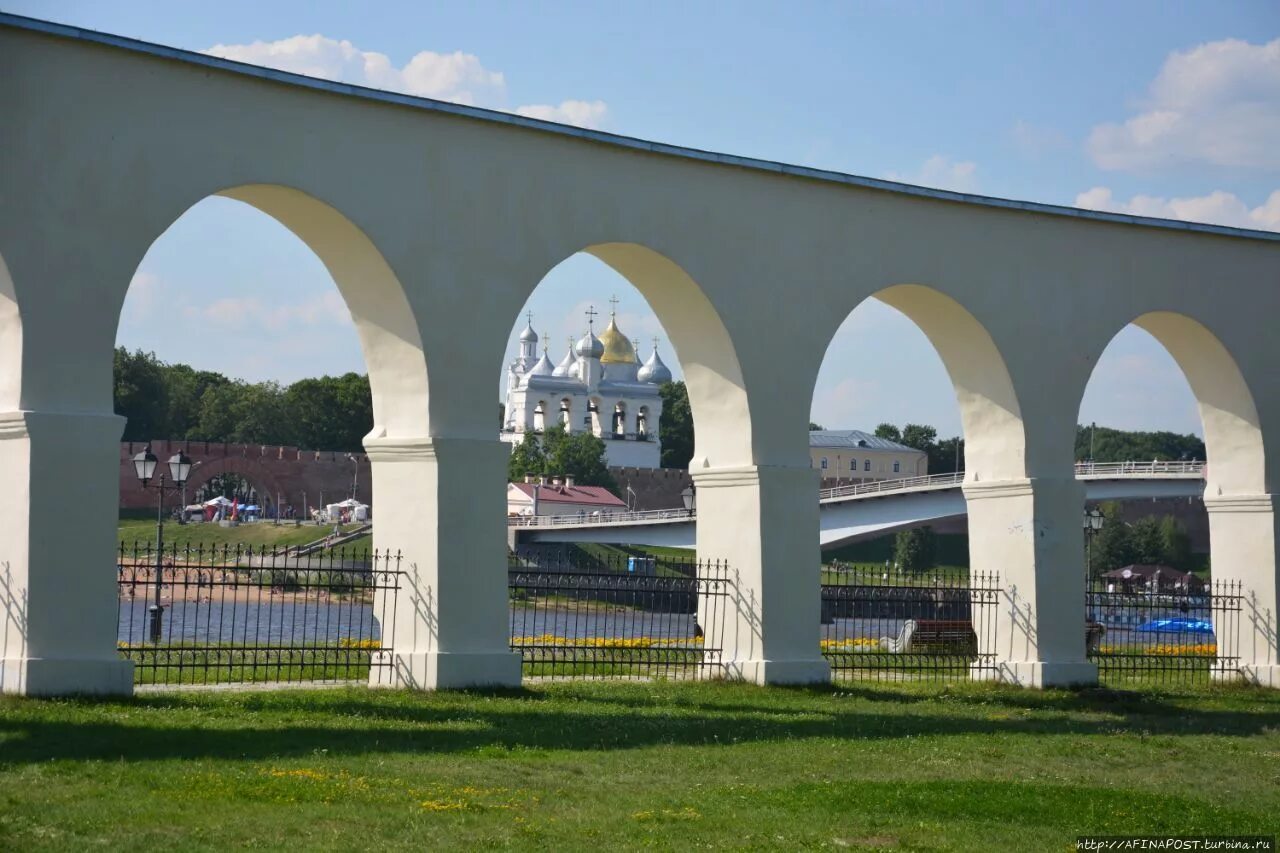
[337,638,382,650]
[1096,643,1217,657]
[820,637,882,652]
[512,633,700,649]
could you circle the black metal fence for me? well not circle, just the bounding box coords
[508,548,730,679]
[821,566,1000,682]
[117,543,402,686]
[1087,577,1241,686]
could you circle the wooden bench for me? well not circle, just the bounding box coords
[1085,621,1107,654]
[881,619,977,654]
[882,620,1108,655]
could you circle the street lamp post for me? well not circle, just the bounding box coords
[346,453,359,501]
[177,459,201,524]
[132,447,192,642]
[1083,506,1105,580]
[681,482,697,517]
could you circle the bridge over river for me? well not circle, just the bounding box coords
[510,461,1207,549]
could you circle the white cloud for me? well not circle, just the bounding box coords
[190,292,350,331]
[203,35,607,127]
[515,100,609,129]
[1087,38,1280,171]
[1075,186,1280,232]
[885,155,979,193]
[205,35,505,105]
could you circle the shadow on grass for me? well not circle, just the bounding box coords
[1,680,1277,765]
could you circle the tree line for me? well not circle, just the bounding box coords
[114,348,372,452]
[1090,502,1195,575]
[117,350,1208,476]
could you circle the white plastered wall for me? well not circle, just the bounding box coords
[1,22,1279,692]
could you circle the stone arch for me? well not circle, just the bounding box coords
[559,397,574,432]
[533,400,548,433]
[181,456,285,508]
[583,243,750,469]
[587,396,604,437]
[117,184,429,442]
[613,400,628,436]
[813,283,1025,483]
[1089,312,1264,497]
[0,251,21,412]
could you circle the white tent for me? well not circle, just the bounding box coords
[203,496,234,507]
[329,497,369,522]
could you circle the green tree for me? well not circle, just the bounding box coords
[933,436,964,474]
[114,347,168,442]
[808,421,825,431]
[162,363,229,439]
[1130,517,1166,564]
[659,381,694,469]
[507,432,546,482]
[191,381,291,445]
[1158,516,1193,570]
[544,427,617,491]
[874,423,902,443]
[900,423,938,452]
[1091,502,1135,575]
[893,526,936,572]
[1075,424,1205,463]
[285,373,372,452]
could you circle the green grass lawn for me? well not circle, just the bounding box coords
[118,518,368,550]
[2,681,1277,850]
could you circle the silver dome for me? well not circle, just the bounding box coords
[638,346,673,384]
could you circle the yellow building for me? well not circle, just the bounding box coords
[809,430,928,485]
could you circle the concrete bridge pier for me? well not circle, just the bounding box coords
[0,411,134,695]
[695,464,830,685]
[964,477,1098,687]
[365,436,521,689]
[1205,494,1280,687]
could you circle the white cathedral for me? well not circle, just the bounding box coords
[500,305,672,468]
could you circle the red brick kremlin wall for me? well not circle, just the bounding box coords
[119,440,370,513]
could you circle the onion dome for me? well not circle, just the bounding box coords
[638,343,673,384]
[527,352,555,377]
[598,316,638,365]
[518,322,538,344]
[553,338,578,377]
[576,329,604,359]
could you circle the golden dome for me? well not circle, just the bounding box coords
[598,317,639,364]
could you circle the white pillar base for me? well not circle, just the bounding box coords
[363,436,520,691]
[1212,664,1280,688]
[723,657,831,686]
[1,657,134,696]
[1,410,128,697]
[369,651,522,690]
[964,477,1098,689]
[972,660,1098,688]
[694,464,831,687]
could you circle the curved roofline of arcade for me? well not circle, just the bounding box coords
[4,12,1277,245]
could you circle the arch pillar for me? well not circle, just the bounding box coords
[694,463,829,684]
[1204,494,1280,686]
[964,476,1098,687]
[364,435,521,689]
[1,411,133,695]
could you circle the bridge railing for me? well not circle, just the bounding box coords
[508,507,696,528]
[509,460,1206,529]
[818,471,965,502]
[1073,460,1204,477]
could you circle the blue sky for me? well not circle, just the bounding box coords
[9,0,1278,438]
